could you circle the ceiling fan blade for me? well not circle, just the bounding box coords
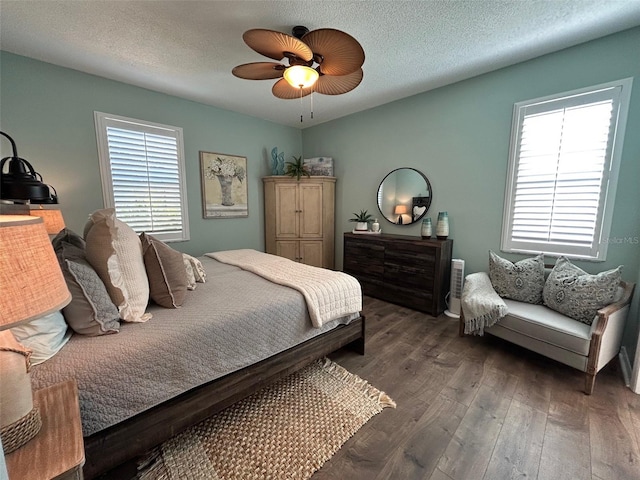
[272,78,313,99]
[232,62,284,80]
[302,28,365,76]
[315,69,364,95]
[243,29,313,62]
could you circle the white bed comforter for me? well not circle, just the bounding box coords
[208,249,362,327]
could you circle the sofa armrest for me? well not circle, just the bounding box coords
[586,281,635,392]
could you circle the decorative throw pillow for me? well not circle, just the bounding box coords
[56,241,120,336]
[543,256,622,325]
[183,255,197,290]
[183,253,207,283]
[84,208,151,323]
[140,233,188,308]
[52,228,86,251]
[10,311,72,365]
[489,251,545,304]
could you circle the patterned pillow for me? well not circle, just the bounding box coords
[84,208,151,323]
[56,241,120,335]
[140,233,188,308]
[489,251,544,304]
[543,256,622,325]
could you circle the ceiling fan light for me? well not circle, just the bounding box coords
[283,66,319,89]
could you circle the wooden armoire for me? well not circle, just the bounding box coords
[263,176,335,268]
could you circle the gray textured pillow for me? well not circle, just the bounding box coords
[56,241,120,336]
[489,251,544,304]
[543,256,622,325]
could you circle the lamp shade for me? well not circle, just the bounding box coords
[0,215,71,328]
[394,205,408,215]
[29,207,65,235]
[283,65,319,89]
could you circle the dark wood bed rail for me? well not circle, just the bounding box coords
[83,315,365,479]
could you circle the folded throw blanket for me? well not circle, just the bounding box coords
[207,249,362,328]
[461,272,508,335]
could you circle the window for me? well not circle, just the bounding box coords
[94,112,189,242]
[501,78,632,261]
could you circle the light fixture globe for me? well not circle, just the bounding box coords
[283,65,319,89]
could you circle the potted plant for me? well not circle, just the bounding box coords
[349,209,373,231]
[285,156,310,180]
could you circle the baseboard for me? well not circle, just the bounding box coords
[619,346,632,387]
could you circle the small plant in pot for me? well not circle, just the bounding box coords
[349,209,373,231]
[285,156,310,181]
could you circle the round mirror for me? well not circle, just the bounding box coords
[377,168,432,225]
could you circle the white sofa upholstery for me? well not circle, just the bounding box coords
[460,278,635,394]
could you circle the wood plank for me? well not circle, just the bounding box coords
[483,399,546,479]
[437,371,518,480]
[374,393,467,480]
[538,377,591,480]
[588,365,640,480]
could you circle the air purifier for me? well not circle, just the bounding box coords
[445,259,465,318]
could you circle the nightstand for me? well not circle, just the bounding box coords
[5,380,85,480]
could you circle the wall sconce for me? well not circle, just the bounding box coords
[0,131,58,204]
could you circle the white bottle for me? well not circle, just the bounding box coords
[371,218,380,232]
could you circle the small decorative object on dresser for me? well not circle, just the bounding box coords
[421,217,432,239]
[371,218,380,233]
[344,232,453,315]
[349,209,373,232]
[436,211,449,239]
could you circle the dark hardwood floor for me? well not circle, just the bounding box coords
[99,296,640,479]
[319,296,640,480]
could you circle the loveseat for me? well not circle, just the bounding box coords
[459,252,635,395]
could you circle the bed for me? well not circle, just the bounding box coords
[30,255,365,478]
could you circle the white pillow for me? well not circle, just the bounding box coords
[10,311,72,365]
[84,208,151,323]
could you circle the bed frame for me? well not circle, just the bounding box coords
[82,315,365,479]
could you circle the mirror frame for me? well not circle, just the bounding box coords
[377,167,432,225]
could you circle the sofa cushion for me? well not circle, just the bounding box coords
[490,299,592,356]
[489,251,544,304]
[543,256,622,325]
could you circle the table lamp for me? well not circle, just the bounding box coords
[394,205,408,225]
[0,215,71,453]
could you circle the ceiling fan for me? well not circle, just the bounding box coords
[232,26,365,100]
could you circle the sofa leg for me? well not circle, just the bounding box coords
[585,372,596,395]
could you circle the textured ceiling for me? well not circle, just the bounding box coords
[2,1,640,129]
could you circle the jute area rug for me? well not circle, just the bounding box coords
[137,358,395,480]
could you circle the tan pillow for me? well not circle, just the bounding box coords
[140,233,188,308]
[84,208,151,323]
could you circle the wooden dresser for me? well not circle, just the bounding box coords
[263,176,335,268]
[343,233,453,315]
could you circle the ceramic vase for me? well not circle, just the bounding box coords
[371,219,380,232]
[436,211,449,239]
[421,217,432,239]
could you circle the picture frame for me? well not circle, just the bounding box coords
[303,157,334,176]
[200,151,248,218]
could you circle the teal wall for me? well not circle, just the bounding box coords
[302,27,640,358]
[1,27,639,359]
[0,51,302,256]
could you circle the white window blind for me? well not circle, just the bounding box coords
[501,79,632,261]
[94,112,189,242]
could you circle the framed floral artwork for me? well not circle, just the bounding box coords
[200,151,248,218]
